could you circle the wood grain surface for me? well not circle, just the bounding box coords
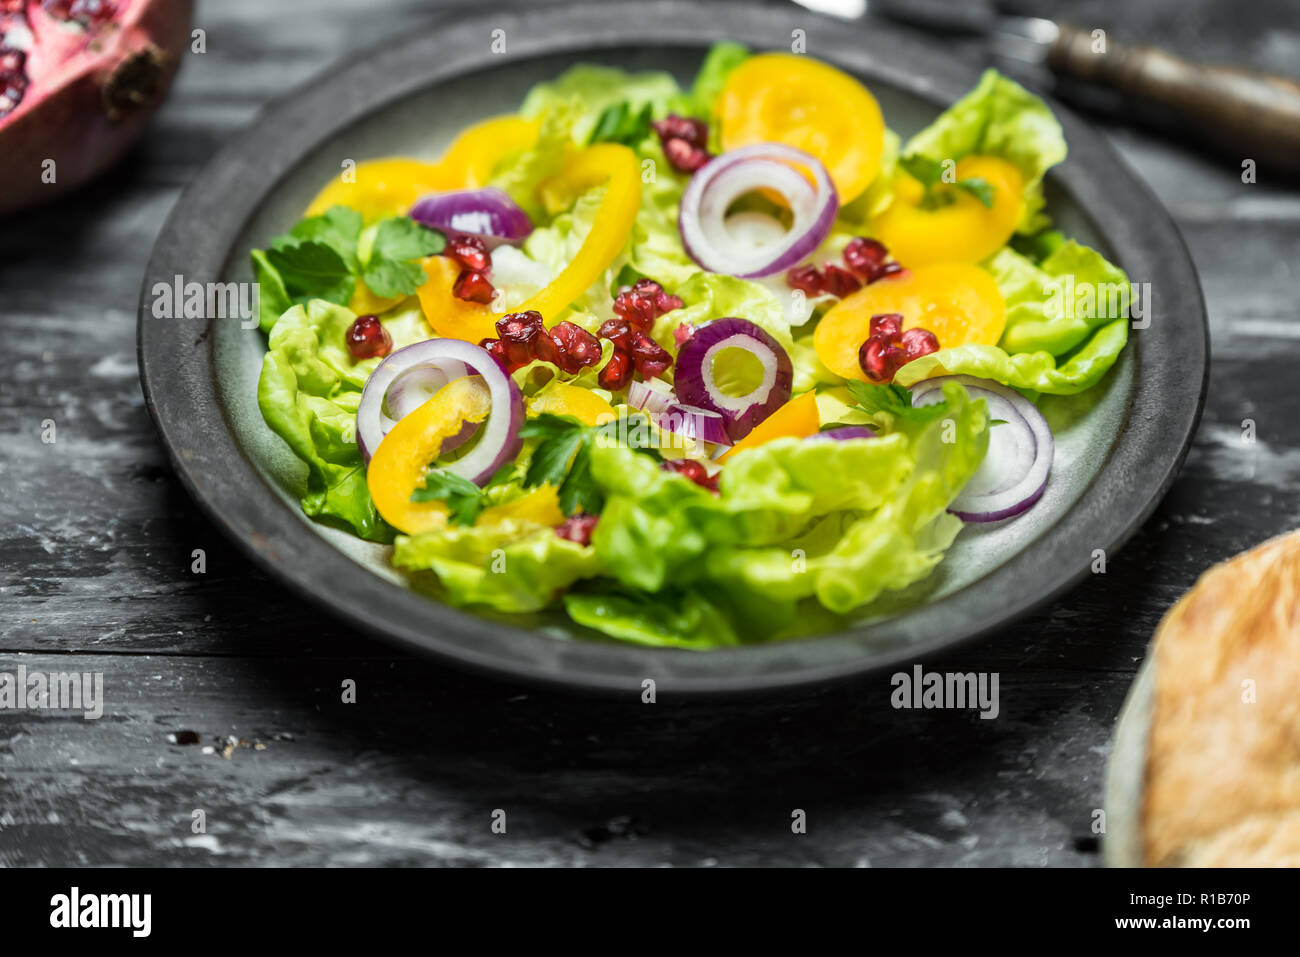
[2,0,1298,867]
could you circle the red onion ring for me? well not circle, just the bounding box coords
[652,402,731,449]
[679,143,839,278]
[626,378,676,416]
[408,188,533,248]
[911,375,1053,523]
[357,339,523,485]
[810,426,877,442]
[674,318,794,442]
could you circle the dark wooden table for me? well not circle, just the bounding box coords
[2,0,1297,867]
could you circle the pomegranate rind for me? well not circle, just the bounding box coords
[0,0,194,215]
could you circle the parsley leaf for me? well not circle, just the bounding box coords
[847,380,950,424]
[955,176,995,209]
[900,154,997,211]
[361,218,447,298]
[519,413,658,516]
[264,240,355,306]
[284,206,364,270]
[588,101,654,147]
[410,469,487,525]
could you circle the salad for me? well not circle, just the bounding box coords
[250,44,1130,648]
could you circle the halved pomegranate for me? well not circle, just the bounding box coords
[0,0,193,214]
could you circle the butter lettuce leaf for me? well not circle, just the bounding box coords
[393,519,604,613]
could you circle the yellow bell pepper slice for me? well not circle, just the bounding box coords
[874,155,1024,267]
[525,382,616,427]
[813,263,1006,380]
[718,391,821,463]
[366,376,493,534]
[416,255,499,343]
[504,143,641,321]
[304,115,540,221]
[718,53,885,204]
[479,485,565,527]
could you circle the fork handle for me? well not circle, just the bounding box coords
[1048,22,1300,172]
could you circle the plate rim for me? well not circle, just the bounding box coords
[137,0,1209,694]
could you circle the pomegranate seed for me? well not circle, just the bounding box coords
[629,329,673,379]
[652,114,708,148]
[478,337,514,373]
[445,234,491,273]
[786,265,823,296]
[0,47,24,75]
[0,1,25,14]
[453,269,495,304]
[662,458,719,492]
[495,310,545,366]
[598,348,632,391]
[612,289,657,331]
[598,317,634,349]
[821,265,862,298]
[346,314,392,360]
[662,137,711,173]
[632,277,682,313]
[555,513,599,546]
[673,323,695,346]
[869,313,904,341]
[548,321,603,374]
[842,237,888,279]
[878,261,905,280]
[900,327,940,361]
[859,337,906,383]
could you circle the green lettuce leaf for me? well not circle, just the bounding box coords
[991,241,1131,356]
[581,382,988,637]
[519,64,685,145]
[256,298,427,541]
[895,319,1129,395]
[563,584,741,648]
[393,519,604,613]
[903,69,1067,233]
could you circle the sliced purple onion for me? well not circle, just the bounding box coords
[679,143,838,278]
[408,188,533,248]
[652,402,732,449]
[674,318,794,442]
[626,378,676,416]
[357,338,523,485]
[911,375,1053,523]
[810,426,877,442]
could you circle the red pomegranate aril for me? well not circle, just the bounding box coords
[632,277,682,312]
[652,114,708,148]
[479,337,513,373]
[453,269,495,304]
[0,1,26,14]
[662,458,719,492]
[0,47,24,75]
[842,237,888,279]
[495,310,545,365]
[548,321,602,374]
[869,312,903,341]
[629,330,672,379]
[859,337,905,383]
[612,290,657,331]
[555,513,599,546]
[878,261,905,279]
[662,137,711,173]
[598,317,633,348]
[598,348,632,391]
[786,264,823,296]
[900,327,940,360]
[445,234,490,273]
[346,314,392,360]
[821,264,862,298]
[673,322,695,346]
